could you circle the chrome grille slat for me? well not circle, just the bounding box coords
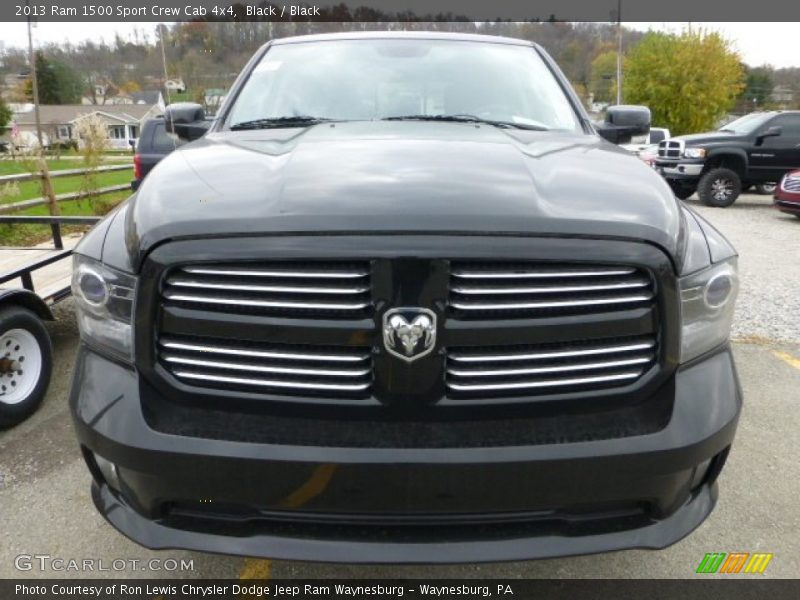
[183,267,369,279]
[447,356,652,378]
[451,279,649,294]
[161,340,369,362]
[450,261,655,318]
[451,267,636,279]
[446,336,657,398]
[162,262,372,318]
[167,278,370,295]
[450,293,653,311]
[448,341,655,363]
[163,291,369,311]
[447,371,642,392]
[162,355,371,378]
[158,336,372,399]
[173,371,371,392]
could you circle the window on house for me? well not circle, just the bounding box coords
[129,126,139,139]
[108,125,126,139]
[57,126,71,139]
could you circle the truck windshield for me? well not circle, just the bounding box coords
[718,113,772,134]
[227,39,581,132]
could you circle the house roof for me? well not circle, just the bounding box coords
[130,91,162,105]
[12,103,160,126]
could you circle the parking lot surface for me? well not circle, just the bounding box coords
[0,193,798,579]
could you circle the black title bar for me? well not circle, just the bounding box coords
[5,0,800,22]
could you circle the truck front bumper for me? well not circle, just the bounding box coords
[70,345,741,564]
[656,161,704,179]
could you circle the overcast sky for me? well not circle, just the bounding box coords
[0,21,798,69]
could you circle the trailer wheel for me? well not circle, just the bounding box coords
[0,306,53,429]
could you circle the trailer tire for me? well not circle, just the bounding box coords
[0,306,53,429]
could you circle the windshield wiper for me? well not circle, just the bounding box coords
[230,116,334,130]
[383,114,549,131]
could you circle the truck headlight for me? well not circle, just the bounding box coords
[683,148,706,159]
[679,258,738,363]
[72,254,136,363]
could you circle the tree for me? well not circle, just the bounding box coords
[34,51,83,104]
[624,31,745,135]
[0,97,12,132]
[589,50,618,104]
[736,66,774,111]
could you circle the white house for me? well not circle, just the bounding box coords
[10,103,163,150]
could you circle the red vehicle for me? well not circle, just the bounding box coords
[774,170,800,217]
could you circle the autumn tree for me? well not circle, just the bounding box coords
[0,97,12,131]
[624,30,745,135]
[589,50,618,104]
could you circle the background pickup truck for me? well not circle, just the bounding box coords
[655,110,800,207]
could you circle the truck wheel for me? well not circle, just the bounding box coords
[0,306,53,429]
[668,181,696,200]
[697,168,741,207]
[755,182,776,195]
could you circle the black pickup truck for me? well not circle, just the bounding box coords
[656,111,800,206]
[68,32,742,563]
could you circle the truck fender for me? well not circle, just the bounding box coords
[0,289,55,321]
[706,147,749,175]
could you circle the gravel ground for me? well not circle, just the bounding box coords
[686,192,800,343]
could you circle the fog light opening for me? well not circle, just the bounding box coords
[93,453,121,492]
[690,458,713,490]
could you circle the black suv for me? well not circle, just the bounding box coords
[131,116,184,191]
[656,111,800,206]
[69,32,741,563]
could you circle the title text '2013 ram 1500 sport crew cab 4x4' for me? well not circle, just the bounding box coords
[69,32,742,563]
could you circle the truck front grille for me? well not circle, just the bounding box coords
[449,262,654,318]
[162,262,372,318]
[446,336,657,398]
[159,335,373,399]
[658,140,684,158]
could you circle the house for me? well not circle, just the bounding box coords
[164,78,186,93]
[770,86,795,108]
[129,91,166,110]
[203,88,227,113]
[10,103,163,150]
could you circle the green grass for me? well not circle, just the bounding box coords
[0,160,96,177]
[1,168,133,205]
[0,192,129,246]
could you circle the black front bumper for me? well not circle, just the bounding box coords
[70,345,741,563]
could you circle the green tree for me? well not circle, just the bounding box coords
[624,31,745,135]
[35,51,83,104]
[589,50,618,104]
[0,97,12,131]
[738,66,774,110]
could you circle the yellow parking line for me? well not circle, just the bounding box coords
[239,556,272,579]
[772,350,800,371]
[237,465,337,582]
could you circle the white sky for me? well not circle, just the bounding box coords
[0,21,798,69]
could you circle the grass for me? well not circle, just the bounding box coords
[0,160,98,177]
[1,168,133,205]
[0,191,129,247]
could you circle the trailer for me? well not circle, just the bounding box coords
[0,215,100,428]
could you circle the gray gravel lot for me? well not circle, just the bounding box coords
[0,192,798,580]
[687,193,800,343]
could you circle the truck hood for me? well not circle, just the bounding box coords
[673,131,747,146]
[126,121,681,268]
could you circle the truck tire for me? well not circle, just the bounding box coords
[755,182,776,195]
[697,168,741,207]
[0,306,53,429]
[668,181,696,200]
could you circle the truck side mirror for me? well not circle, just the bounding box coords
[759,125,782,140]
[164,102,210,142]
[596,105,651,144]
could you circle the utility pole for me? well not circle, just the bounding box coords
[616,0,623,105]
[26,0,59,216]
